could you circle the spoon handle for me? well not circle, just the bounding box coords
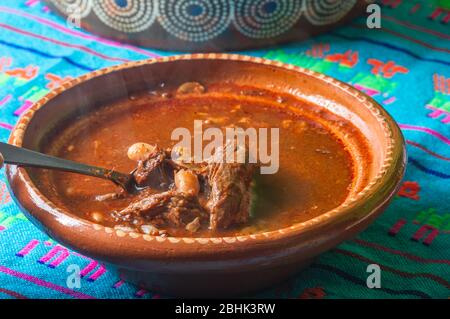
[0,142,130,186]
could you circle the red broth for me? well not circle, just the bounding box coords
[34,84,368,237]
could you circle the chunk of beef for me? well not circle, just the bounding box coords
[109,142,257,234]
[206,161,256,230]
[114,189,208,232]
[132,147,175,189]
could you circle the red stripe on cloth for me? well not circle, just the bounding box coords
[406,140,450,161]
[0,265,95,299]
[14,100,33,116]
[0,23,129,63]
[0,122,13,130]
[351,24,450,54]
[382,15,450,40]
[334,248,450,289]
[0,94,12,106]
[399,124,450,146]
[354,239,450,265]
[0,6,159,58]
[0,287,28,299]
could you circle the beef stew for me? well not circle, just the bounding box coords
[33,82,370,237]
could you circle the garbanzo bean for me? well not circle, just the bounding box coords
[89,211,105,223]
[185,217,201,233]
[176,82,205,95]
[127,142,155,161]
[174,169,200,196]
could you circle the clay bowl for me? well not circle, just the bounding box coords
[44,0,369,52]
[6,54,406,297]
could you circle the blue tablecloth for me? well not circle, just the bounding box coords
[0,0,449,299]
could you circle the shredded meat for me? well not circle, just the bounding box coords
[110,143,256,234]
[206,161,256,230]
[118,190,204,221]
[113,189,208,230]
[132,147,175,189]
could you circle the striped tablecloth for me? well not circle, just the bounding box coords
[0,0,449,299]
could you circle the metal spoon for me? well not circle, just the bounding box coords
[0,142,141,194]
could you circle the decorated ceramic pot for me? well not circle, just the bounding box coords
[44,0,371,51]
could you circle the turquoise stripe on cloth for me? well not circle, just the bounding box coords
[0,0,448,299]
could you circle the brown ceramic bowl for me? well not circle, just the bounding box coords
[44,0,369,52]
[6,54,405,297]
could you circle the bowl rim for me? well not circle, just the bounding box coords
[6,53,405,258]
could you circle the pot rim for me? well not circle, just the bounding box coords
[6,53,406,260]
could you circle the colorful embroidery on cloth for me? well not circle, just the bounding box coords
[0,0,449,299]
